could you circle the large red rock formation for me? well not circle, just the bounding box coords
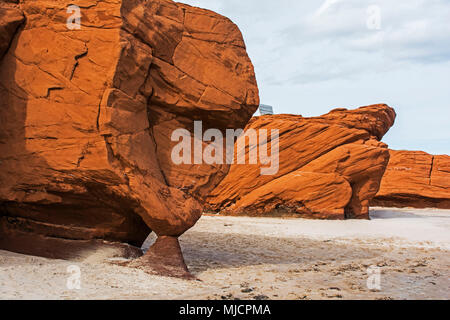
[372,150,450,209]
[206,105,396,219]
[0,0,258,277]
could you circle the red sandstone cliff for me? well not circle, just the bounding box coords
[0,0,258,277]
[372,150,450,209]
[206,105,396,219]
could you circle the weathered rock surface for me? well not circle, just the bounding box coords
[0,0,258,276]
[206,105,396,219]
[372,150,450,209]
[0,0,25,59]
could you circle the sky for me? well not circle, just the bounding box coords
[182,0,450,155]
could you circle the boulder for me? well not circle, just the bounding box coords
[0,0,259,277]
[372,150,450,209]
[206,105,396,219]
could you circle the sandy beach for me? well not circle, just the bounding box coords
[1,208,449,300]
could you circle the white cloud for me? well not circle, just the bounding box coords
[314,0,344,18]
[184,0,450,82]
[181,0,450,154]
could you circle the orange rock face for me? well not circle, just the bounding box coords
[0,0,258,270]
[206,105,396,219]
[372,150,450,209]
[0,0,24,59]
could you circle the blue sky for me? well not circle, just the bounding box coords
[182,0,450,155]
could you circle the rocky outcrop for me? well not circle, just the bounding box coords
[0,0,25,59]
[206,105,396,219]
[372,150,450,209]
[0,0,258,277]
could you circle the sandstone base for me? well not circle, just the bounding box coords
[127,236,195,280]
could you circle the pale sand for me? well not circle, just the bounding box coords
[1,208,449,300]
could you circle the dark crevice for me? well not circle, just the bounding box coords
[69,49,88,80]
[0,6,25,60]
[428,156,435,185]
